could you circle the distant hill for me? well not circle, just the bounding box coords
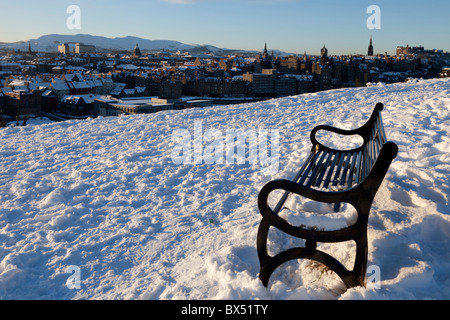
[0,34,290,56]
[0,34,196,52]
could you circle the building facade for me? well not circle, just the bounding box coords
[3,90,42,116]
[58,44,71,54]
[75,43,96,54]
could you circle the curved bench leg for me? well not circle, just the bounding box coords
[257,219,368,289]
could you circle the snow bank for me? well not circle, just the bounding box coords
[0,78,449,300]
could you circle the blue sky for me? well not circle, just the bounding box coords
[1,0,449,55]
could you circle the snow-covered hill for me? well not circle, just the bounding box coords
[0,78,449,300]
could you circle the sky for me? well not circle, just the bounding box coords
[0,0,449,55]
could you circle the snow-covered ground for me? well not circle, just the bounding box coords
[0,78,449,300]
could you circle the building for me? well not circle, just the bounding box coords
[41,90,58,113]
[67,81,92,95]
[50,79,70,101]
[440,67,450,78]
[58,43,71,54]
[157,81,182,99]
[243,71,276,97]
[320,45,329,64]
[0,62,22,75]
[60,94,97,116]
[254,43,274,72]
[94,96,172,117]
[396,45,411,56]
[131,44,142,59]
[368,37,374,56]
[398,45,440,56]
[75,43,96,54]
[93,96,212,117]
[318,65,333,91]
[3,89,42,116]
[279,55,300,74]
[182,78,248,98]
[275,75,297,96]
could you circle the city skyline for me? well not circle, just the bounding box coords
[0,0,449,55]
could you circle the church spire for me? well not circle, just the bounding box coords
[262,42,269,59]
[368,36,374,56]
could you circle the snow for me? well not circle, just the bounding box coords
[0,78,449,300]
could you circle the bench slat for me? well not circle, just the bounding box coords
[374,119,384,158]
[363,142,370,180]
[376,113,386,145]
[339,152,352,186]
[374,137,381,159]
[349,150,362,187]
[346,152,356,185]
[379,114,387,143]
[371,126,377,161]
[314,151,335,188]
[355,149,363,184]
[305,151,330,188]
[273,152,316,214]
[368,141,374,172]
[370,140,375,173]
[323,152,342,189]
[331,152,347,187]
[375,117,384,145]
[293,152,316,182]
[298,151,323,185]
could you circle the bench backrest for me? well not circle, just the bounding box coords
[359,103,387,182]
[361,104,387,180]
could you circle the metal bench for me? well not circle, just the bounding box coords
[257,103,398,288]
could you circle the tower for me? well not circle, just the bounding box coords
[320,45,328,58]
[133,43,142,58]
[28,42,34,55]
[368,36,374,56]
[263,42,269,59]
[320,45,328,64]
[259,42,273,69]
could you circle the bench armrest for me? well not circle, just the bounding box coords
[310,103,385,152]
[310,125,365,152]
[258,179,355,217]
